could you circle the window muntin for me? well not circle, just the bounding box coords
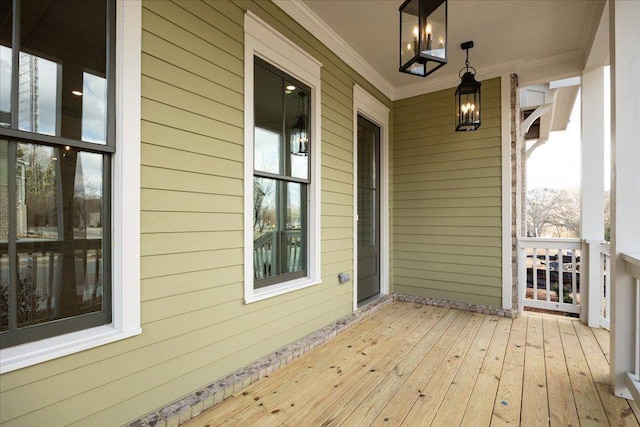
[0,0,114,349]
[253,58,310,288]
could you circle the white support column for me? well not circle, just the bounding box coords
[609,0,640,400]
[581,67,606,327]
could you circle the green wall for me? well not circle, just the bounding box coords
[392,78,503,307]
[0,1,391,426]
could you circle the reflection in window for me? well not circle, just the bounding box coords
[81,72,107,144]
[0,141,7,332]
[0,141,7,242]
[253,58,310,288]
[254,128,280,175]
[0,0,113,349]
[16,143,59,240]
[9,143,105,330]
[253,177,306,286]
[0,47,11,127]
[18,53,58,136]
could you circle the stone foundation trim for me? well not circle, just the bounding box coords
[127,294,394,427]
[127,293,516,426]
[394,293,519,319]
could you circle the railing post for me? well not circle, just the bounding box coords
[586,240,602,327]
[517,240,525,313]
[609,0,640,400]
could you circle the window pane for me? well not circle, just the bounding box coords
[253,177,306,285]
[15,143,104,328]
[18,53,58,136]
[16,143,59,240]
[0,140,7,332]
[0,252,7,332]
[0,140,7,241]
[20,0,108,143]
[286,90,309,180]
[255,127,280,175]
[255,60,311,180]
[358,123,378,247]
[0,1,11,127]
[285,182,305,274]
[254,64,283,175]
[81,72,107,144]
[254,177,277,280]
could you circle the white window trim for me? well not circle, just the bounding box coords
[352,84,390,311]
[0,0,142,374]
[243,12,322,304]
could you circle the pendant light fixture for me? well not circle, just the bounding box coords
[399,0,448,77]
[455,41,481,131]
[290,92,309,156]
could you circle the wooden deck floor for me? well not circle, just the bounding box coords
[185,302,640,426]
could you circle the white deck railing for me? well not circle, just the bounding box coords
[622,253,640,404]
[518,238,582,315]
[586,240,611,329]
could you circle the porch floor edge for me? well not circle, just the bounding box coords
[394,293,519,319]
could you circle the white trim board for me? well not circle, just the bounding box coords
[243,12,323,304]
[1,0,142,373]
[273,0,394,101]
[352,84,391,311]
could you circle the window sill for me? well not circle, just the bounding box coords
[245,277,323,304]
[0,324,141,374]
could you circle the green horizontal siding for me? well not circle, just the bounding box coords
[0,1,392,426]
[392,77,502,308]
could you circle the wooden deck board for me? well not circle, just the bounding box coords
[542,316,579,427]
[557,317,610,425]
[184,302,640,427]
[460,317,511,426]
[521,315,549,426]
[430,315,498,426]
[491,315,527,426]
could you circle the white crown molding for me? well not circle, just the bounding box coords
[272,0,395,101]
[393,50,585,100]
[579,0,607,60]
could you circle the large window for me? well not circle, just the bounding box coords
[244,12,322,303]
[253,59,310,288]
[0,0,114,349]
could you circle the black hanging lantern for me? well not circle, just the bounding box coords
[290,92,309,156]
[455,41,481,131]
[399,0,447,77]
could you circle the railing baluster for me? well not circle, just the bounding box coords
[558,248,564,305]
[635,278,639,379]
[31,253,38,321]
[571,250,577,306]
[545,249,551,302]
[47,251,54,317]
[533,247,538,301]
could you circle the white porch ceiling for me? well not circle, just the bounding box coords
[283,0,605,100]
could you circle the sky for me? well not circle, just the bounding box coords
[526,80,611,192]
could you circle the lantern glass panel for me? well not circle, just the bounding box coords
[455,78,481,131]
[422,2,446,60]
[400,0,420,66]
